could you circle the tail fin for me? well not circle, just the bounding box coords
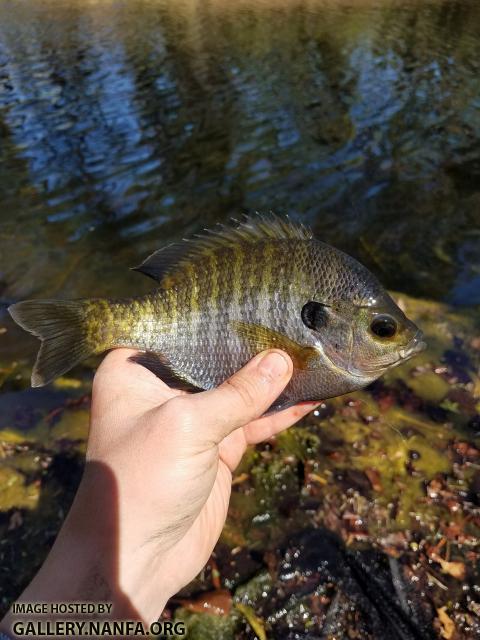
[8,299,96,387]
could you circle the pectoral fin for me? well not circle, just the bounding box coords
[231,321,318,370]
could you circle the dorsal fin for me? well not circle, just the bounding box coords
[132,213,312,283]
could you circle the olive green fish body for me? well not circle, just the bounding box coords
[8,215,425,410]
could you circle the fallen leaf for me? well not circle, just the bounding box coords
[235,603,267,640]
[308,472,328,485]
[430,552,466,580]
[232,473,249,486]
[437,606,455,639]
[365,467,382,492]
[180,589,232,616]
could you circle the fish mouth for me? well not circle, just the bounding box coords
[399,330,427,360]
[346,330,427,376]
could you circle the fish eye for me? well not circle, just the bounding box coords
[301,301,329,331]
[370,314,398,339]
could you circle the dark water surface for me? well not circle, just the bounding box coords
[1,0,480,319]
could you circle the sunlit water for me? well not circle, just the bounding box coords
[0,0,479,356]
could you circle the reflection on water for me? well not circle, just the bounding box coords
[0,0,479,321]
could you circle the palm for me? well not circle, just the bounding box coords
[91,349,314,596]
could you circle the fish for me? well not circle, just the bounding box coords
[8,214,426,411]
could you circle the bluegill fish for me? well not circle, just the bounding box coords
[8,215,425,411]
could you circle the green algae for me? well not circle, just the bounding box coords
[0,466,39,511]
[48,409,89,449]
[233,571,273,608]
[406,371,451,404]
[173,610,239,640]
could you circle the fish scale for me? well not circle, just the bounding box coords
[8,214,425,410]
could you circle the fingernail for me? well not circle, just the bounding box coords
[257,351,290,379]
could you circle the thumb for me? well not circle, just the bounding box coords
[189,349,293,444]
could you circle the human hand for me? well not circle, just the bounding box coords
[2,348,318,626]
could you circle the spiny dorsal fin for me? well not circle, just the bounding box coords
[132,213,312,283]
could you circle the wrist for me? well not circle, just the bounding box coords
[2,469,171,628]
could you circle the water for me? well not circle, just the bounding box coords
[1,2,480,633]
[0,0,479,319]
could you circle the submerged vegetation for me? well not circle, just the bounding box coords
[1,0,480,637]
